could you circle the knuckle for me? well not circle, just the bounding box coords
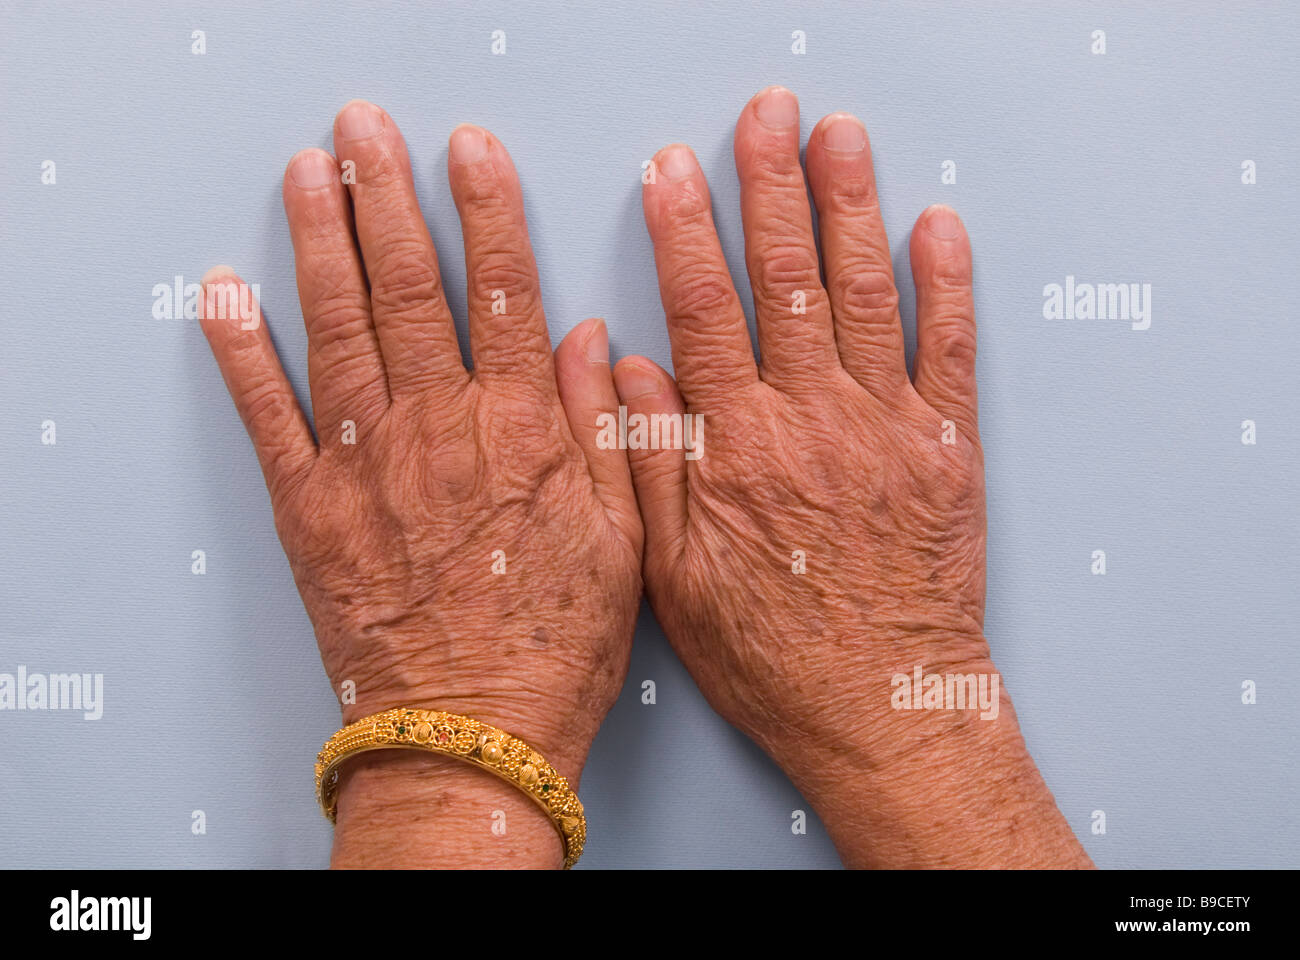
[924,315,978,365]
[471,246,541,317]
[909,436,980,511]
[302,255,367,309]
[369,240,441,315]
[309,296,372,346]
[664,180,712,221]
[667,266,736,323]
[927,258,973,291]
[826,174,879,214]
[457,163,510,207]
[752,241,820,291]
[474,319,550,370]
[359,156,405,190]
[240,379,290,428]
[482,397,571,481]
[224,328,263,355]
[747,147,802,183]
[830,261,899,317]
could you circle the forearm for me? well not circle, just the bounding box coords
[763,647,1093,869]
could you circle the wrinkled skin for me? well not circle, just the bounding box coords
[649,380,986,761]
[202,89,1085,869]
[614,86,992,769]
[199,101,642,781]
[612,87,1090,868]
[272,382,641,762]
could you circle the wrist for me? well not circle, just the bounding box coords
[318,606,632,869]
[323,613,631,778]
[327,693,596,870]
[756,643,1092,869]
[339,691,593,778]
[331,748,573,869]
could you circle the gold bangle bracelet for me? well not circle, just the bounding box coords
[314,707,586,869]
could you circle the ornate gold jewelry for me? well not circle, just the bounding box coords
[314,707,586,868]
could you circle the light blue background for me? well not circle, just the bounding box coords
[2,1,1296,868]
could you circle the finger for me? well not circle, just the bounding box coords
[804,112,909,399]
[554,318,642,553]
[445,124,555,395]
[199,267,316,497]
[642,143,759,409]
[282,147,390,444]
[612,357,688,571]
[910,204,978,438]
[333,100,466,399]
[733,86,837,390]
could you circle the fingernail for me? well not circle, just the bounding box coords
[449,124,488,164]
[337,100,385,140]
[288,149,336,188]
[822,114,866,152]
[201,264,237,286]
[754,86,798,128]
[582,319,609,364]
[925,204,962,239]
[615,362,662,401]
[658,145,698,181]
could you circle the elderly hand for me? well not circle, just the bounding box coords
[200,100,641,867]
[614,86,1090,868]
